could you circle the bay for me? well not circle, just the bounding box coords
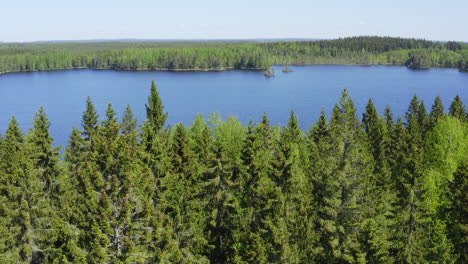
[0,65,466,147]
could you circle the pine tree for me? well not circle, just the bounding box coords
[449,95,467,121]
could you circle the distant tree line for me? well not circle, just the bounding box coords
[1,37,468,74]
[1,81,467,263]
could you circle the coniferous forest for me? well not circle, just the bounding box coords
[1,36,468,74]
[0,81,467,263]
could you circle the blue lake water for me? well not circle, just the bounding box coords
[0,65,467,147]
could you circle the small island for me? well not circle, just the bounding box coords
[264,67,275,77]
[282,65,293,73]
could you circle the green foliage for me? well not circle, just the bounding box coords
[449,95,467,122]
[448,159,468,263]
[0,81,466,263]
[1,36,467,74]
[121,104,137,135]
[81,96,98,140]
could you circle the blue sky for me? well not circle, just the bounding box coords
[2,0,467,42]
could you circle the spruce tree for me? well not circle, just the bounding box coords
[121,104,138,135]
[449,95,467,121]
[82,96,99,140]
[384,105,394,131]
[309,109,328,144]
[0,117,53,263]
[171,123,191,176]
[362,98,390,182]
[0,118,25,262]
[145,80,167,131]
[28,106,61,194]
[204,145,239,263]
[429,95,445,129]
[237,116,282,263]
[448,159,468,263]
[141,81,171,178]
[316,88,371,263]
[65,127,86,164]
[404,95,426,186]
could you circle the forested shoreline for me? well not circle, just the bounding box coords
[1,36,468,75]
[0,81,467,263]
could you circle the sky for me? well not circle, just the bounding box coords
[1,0,467,42]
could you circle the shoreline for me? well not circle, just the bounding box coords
[0,64,465,76]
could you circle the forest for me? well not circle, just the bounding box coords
[1,37,468,74]
[0,81,467,263]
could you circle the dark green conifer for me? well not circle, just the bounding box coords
[121,104,138,135]
[171,123,191,176]
[205,145,239,263]
[449,95,467,121]
[141,81,171,178]
[82,96,99,139]
[362,99,389,179]
[101,103,120,141]
[448,159,468,263]
[316,88,372,263]
[145,80,167,131]
[65,127,86,164]
[384,105,394,131]
[309,109,328,144]
[28,106,61,193]
[429,95,445,128]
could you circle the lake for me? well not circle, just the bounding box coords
[0,65,467,147]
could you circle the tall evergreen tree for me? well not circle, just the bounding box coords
[404,95,426,186]
[141,81,171,178]
[121,104,138,135]
[429,95,445,129]
[0,117,53,263]
[384,105,394,131]
[28,106,61,193]
[448,159,468,263]
[145,80,167,131]
[82,96,99,140]
[362,98,390,182]
[309,109,328,144]
[449,95,467,121]
[314,88,373,263]
[204,145,239,263]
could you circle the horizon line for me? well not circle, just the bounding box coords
[1,35,466,44]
